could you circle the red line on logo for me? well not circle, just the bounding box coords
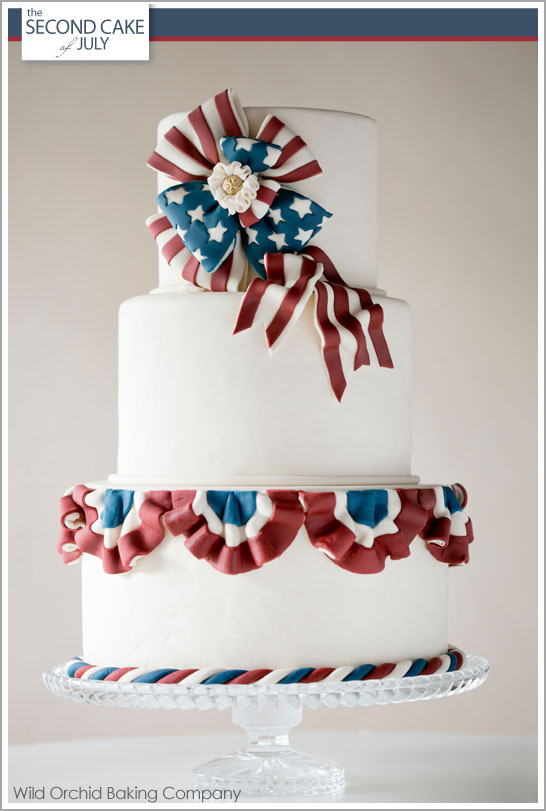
[8,36,538,43]
[148,36,538,42]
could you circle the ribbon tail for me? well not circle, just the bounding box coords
[304,245,346,284]
[233,278,271,335]
[305,247,393,380]
[353,288,394,369]
[313,281,347,402]
[264,262,321,350]
[234,254,321,353]
[331,285,371,371]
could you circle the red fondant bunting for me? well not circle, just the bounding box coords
[164,490,304,575]
[416,487,474,566]
[423,521,474,566]
[58,486,472,576]
[300,490,426,574]
[58,487,171,574]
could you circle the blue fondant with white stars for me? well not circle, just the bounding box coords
[242,188,332,277]
[158,183,238,273]
[220,136,282,173]
[158,171,331,277]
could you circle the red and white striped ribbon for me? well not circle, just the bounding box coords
[234,249,394,401]
[255,114,323,183]
[147,88,247,182]
[146,89,326,291]
[146,213,247,292]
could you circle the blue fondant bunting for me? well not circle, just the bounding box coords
[346,490,390,527]
[443,486,462,513]
[207,490,258,527]
[101,489,135,529]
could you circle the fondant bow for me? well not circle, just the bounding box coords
[233,247,394,401]
[147,89,331,292]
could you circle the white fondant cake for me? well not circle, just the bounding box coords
[57,90,473,680]
[114,291,413,487]
[82,531,447,670]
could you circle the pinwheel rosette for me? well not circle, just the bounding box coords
[147,89,332,291]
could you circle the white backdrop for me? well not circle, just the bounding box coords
[8,40,537,743]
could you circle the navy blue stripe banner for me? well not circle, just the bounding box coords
[8,6,539,42]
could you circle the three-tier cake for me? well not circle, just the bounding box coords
[58,89,473,685]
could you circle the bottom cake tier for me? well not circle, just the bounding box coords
[58,483,473,672]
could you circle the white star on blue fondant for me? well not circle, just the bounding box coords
[234,137,253,152]
[268,208,285,226]
[157,178,331,277]
[208,222,229,243]
[188,205,205,223]
[294,227,314,244]
[165,187,189,205]
[157,182,239,273]
[290,197,313,219]
[193,248,207,263]
[241,188,332,277]
[246,228,259,245]
[268,232,287,250]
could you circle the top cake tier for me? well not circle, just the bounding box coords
[154,105,378,290]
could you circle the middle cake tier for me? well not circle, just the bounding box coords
[114,291,414,487]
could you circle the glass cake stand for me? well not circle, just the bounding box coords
[43,654,489,799]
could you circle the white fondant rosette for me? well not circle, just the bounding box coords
[147,88,332,291]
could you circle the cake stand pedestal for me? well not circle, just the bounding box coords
[43,654,489,799]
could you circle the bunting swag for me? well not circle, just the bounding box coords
[233,249,394,401]
[58,485,473,576]
[163,489,304,575]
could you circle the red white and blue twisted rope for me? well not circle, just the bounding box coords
[64,648,465,685]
